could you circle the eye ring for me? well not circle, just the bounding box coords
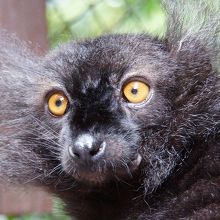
[122,79,150,104]
[47,91,69,117]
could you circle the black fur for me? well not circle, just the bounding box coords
[0,1,219,219]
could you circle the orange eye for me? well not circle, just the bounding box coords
[123,81,150,103]
[48,92,68,117]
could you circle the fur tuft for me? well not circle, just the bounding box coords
[162,0,220,70]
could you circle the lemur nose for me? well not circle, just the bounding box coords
[69,134,106,162]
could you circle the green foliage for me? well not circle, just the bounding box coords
[47,0,165,47]
[1,198,71,220]
[2,213,70,220]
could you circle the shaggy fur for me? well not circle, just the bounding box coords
[0,0,219,219]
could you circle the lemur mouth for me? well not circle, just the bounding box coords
[115,153,142,177]
[70,153,142,184]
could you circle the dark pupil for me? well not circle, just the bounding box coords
[55,99,62,107]
[131,88,138,95]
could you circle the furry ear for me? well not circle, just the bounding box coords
[161,0,220,104]
[0,31,35,129]
[0,31,59,184]
[0,32,36,124]
[0,31,56,138]
[162,0,220,73]
[160,1,220,109]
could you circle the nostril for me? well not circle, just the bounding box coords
[89,147,100,156]
[89,141,106,157]
[73,152,80,158]
[69,146,81,159]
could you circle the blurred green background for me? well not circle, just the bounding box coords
[2,0,164,219]
[47,0,165,47]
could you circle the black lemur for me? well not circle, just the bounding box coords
[0,0,219,219]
